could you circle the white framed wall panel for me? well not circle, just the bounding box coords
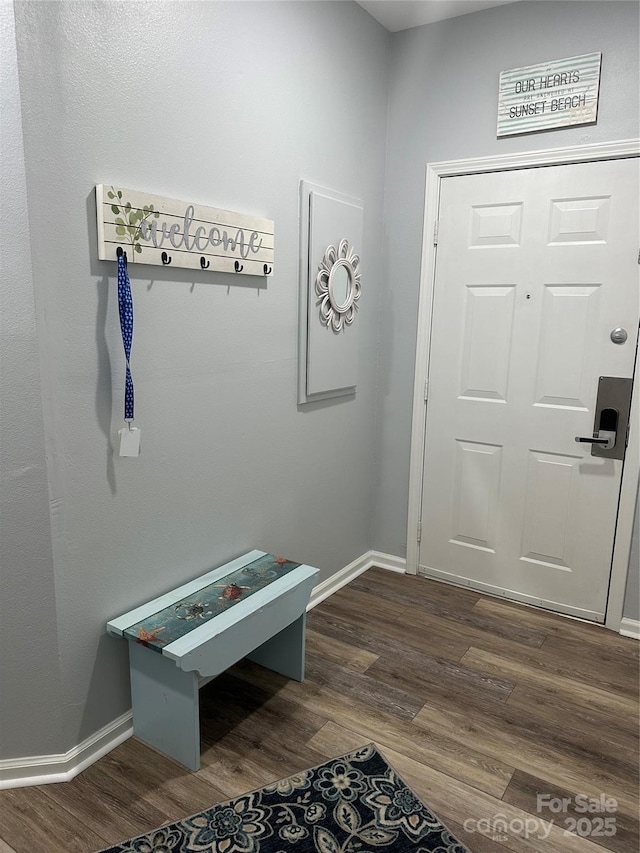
[298,181,363,403]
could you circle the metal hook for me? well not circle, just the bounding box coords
[200,256,210,270]
[161,251,172,265]
[116,246,127,260]
[234,261,243,273]
[263,264,272,275]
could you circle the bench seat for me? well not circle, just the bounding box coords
[107,550,319,770]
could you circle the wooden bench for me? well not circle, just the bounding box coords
[107,550,318,770]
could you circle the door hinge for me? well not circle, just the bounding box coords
[417,521,422,543]
[424,379,429,402]
[434,221,439,246]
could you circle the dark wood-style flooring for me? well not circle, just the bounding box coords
[0,569,638,852]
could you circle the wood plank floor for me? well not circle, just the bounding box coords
[0,569,638,852]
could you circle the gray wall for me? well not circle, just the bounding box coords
[0,1,64,759]
[5,0,389,757]
[372,0,640,624]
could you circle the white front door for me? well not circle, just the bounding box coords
[419,158,638,621]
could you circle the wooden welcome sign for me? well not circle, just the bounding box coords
[96,185,274,276]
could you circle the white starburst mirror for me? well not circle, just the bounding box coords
[315,239,361,332]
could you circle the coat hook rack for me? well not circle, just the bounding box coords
[97,186,274,276]
[263,264,272,275]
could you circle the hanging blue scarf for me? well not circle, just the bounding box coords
[117,250,134,422]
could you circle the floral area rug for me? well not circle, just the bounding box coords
[96,744,468,852]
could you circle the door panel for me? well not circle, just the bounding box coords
[452,440,503,551]
[419,158,638,621]
[460,285,516,401]
[520,450,580,569]
[534,284,600,409]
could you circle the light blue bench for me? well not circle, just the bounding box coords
[107,550,318,770]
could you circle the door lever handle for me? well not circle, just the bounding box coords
[578,379,631,461]
[575,430,616,450]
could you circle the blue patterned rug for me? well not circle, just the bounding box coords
[97,744,468,852]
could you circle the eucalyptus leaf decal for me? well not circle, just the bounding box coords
[109,185,160,257]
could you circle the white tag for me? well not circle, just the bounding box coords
[118,426,141,457]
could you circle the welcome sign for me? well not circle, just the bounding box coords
[497,53,601,137]
[96,185,274,276]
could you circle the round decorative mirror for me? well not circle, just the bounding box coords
[315,239,361,332]
[329,262,353,312]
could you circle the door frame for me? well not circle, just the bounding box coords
[407,139,640,631]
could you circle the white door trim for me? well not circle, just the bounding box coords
[407,139,640,632]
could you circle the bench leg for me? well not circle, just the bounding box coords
[128,641,201,771]
[247,613,307,681]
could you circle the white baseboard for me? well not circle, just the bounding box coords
[1,550,405,790]
[620,617,640,640]
[307,549,405,610]
[366,550,407,574]
[0,711,132,790]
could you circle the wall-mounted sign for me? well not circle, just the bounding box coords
[96,185,274,276]
[497,53,601,137]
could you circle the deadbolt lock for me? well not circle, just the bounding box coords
[574,377,633,460]
[610,327,628,344]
